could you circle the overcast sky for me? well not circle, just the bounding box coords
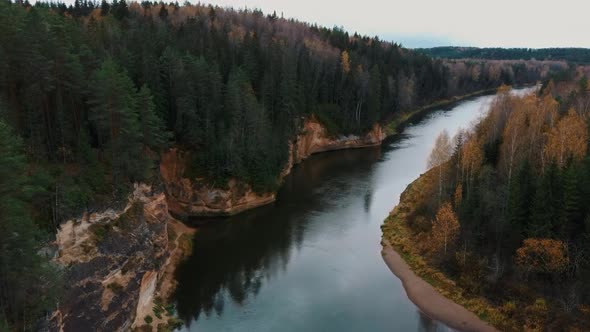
[196,0,590,48]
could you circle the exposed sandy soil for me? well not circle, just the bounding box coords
[157,218,196,301]
[381,241,497,332]
[160,117,385,217]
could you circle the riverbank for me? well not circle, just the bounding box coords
[169,87,545,331]
[160,116,385,218]
[162,87,510,219]
[381,241,496,332]
[381,170,506,331]
[383,87,503,137]
[381,84,590,332]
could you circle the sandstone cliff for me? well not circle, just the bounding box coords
[160,149,276,218]
[161,117,386,217]
[47,184,193,332]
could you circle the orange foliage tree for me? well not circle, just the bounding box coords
[431,202,460,254]
[460,136,483,195]
[341,50,350,74]
[515,238,568,274]
[544,109,588,168]
[535,93,559,171]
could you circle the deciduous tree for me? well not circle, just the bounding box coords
[516,238,568,274]
[460,136,483,195]
[428,130,453,204]
[431,202,460,254]
[340,50,350,74]
[544,109,588,168]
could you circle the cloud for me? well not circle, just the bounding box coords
[202,0,590,48]
[42,0,590,47]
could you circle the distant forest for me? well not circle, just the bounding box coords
[0,0,568,329]
[419,46,590,64]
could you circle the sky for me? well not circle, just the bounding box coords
[195,0,590,48]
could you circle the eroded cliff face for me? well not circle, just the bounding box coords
[160,149,276,218]
[161,117,386,217]
[47,184,193,332]
[293,117,385,162]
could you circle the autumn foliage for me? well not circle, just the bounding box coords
[340,50,351,74]
[430,202,460,254]
[544,109,588,168]
[516,238,568,274]
[407,78,590,329]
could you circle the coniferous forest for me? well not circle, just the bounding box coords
[420,46,590,64]
[0,0,572,330]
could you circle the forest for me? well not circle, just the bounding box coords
[389,71,590,329]
[0,0,570,330]
[420,46,590,64]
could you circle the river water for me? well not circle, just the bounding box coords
[173,87,534,332]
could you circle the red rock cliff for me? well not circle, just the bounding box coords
[161,117,385,217]
[160,149,276,218]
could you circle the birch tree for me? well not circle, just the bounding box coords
[544,109,588,168]
[431,202,460,254]
[428,130,453,204]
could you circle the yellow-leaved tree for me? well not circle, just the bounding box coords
[544,109,588,168]
[515,238,568,274]
[341,50,350,74]
[431,202,460,254]
[460,136,483,195]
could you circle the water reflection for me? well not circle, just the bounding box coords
[418,312,453,332]
[173,147,382,322]
[172,88,535,331]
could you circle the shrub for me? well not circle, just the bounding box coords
[144,315,153,324]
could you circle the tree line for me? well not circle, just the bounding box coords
[420,46,590,64]
[0,0,566,329]
[415,75,590,329]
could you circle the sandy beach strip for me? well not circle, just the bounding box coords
[381,241,497,332]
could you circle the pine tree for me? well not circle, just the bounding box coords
[367,64,382,125]
[560,165,583,238]
[529,162,562,237]
[0,120,59,330]
[158,4,168,20]
[135,84,170,151]
[100,0,110,16]
[506,161,534,246]
[87,59,148,189]
[112,0,129,20]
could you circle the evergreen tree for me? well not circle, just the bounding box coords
[560,164,583,238]
[112,0,129,20]
[529,163,562,237]
[100,0,110,16]
[367,64,382,125]
[87,58,148,189]
[0,120,59,330]
[135,84,170,151]
[158,4,168,20]
[506,161,534,246]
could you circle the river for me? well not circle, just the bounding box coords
[173,87,535,332]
